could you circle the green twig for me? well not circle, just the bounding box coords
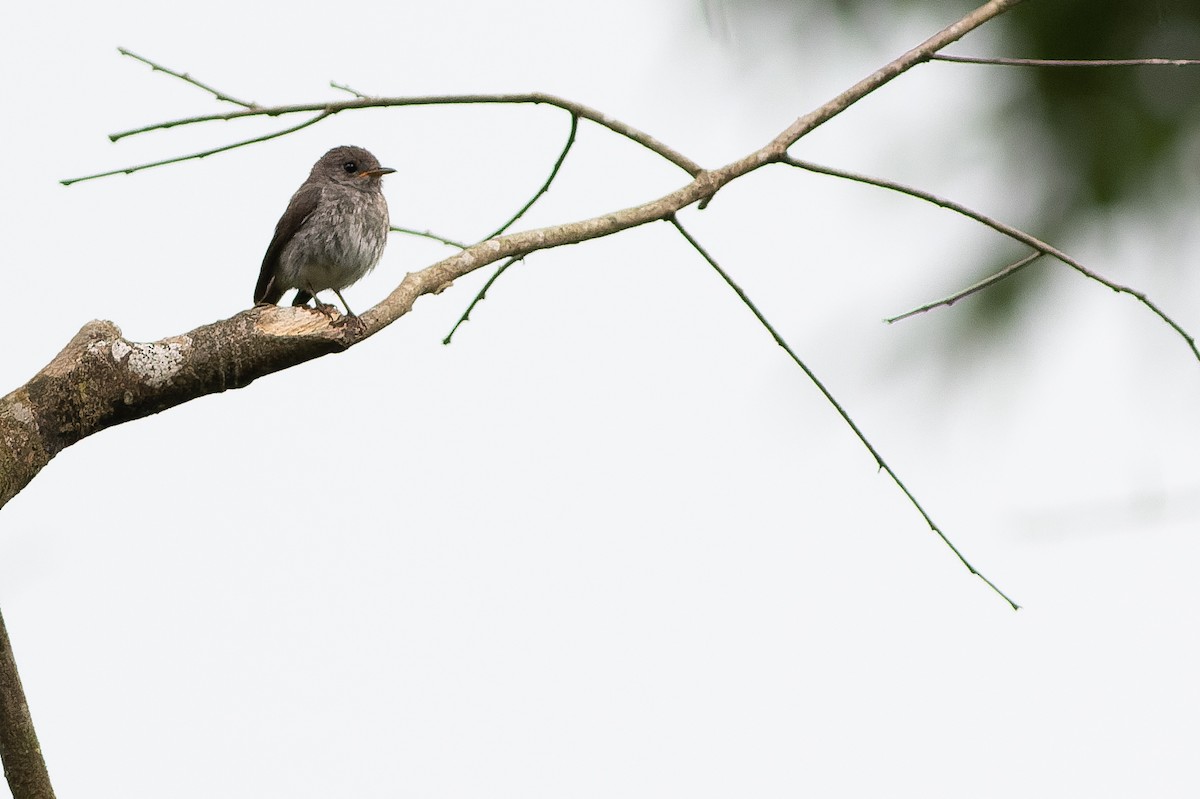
[391,227,468,250]
[886,251,1043,323]
[118,47,259,108]
[668,214,1019,610]
[480,111,579,240]
[784,156,1200,363]
[442,257,522,345]
[63,111,333,185]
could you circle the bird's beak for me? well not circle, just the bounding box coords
[360,167,396,178]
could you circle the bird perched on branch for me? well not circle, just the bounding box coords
[254,145,394,316]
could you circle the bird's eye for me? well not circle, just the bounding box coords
[342,161,357,173]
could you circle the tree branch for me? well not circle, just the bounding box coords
[19,0,1200,789]
[784,157,1200,362]
[329,80,368,99]
[886,251,1043,323]
[389,226,468,250]
[12,1,1027,572]
[443,257,523,345]
[932,54,1200,68]
[481,111,579,240]
[0,609,54,799]
[62,111,333,185]
[762,0,1028,156]
[83,93,704,180]
[117,47,260,108]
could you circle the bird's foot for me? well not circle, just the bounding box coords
[331,313,365,335]
[310,300,341,319]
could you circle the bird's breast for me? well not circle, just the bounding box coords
[276,188,390,292]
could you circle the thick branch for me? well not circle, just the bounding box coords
[0,610,54,799]
[0,312,346,508]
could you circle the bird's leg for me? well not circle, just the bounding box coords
[332,289,356,317]
[297,288,340,318]
[327,289,366,331]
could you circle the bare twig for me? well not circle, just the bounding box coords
[784,156,1200,363]
[886,251,1043,323]
[390,226,468,250]
[63,111,333,185]
[481,112,579,240]
[97,94,705,177]
[443,257,523,345]
[933,54,1200,68]
[330,81,368,98]
[764,0,1028,156]
[82,3,1026,186]
[117,47,259,109]
[668,215,1019,610]
[0,608,55,799]
[438,112,580,340]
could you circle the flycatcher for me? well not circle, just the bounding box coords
[254,146,394,316]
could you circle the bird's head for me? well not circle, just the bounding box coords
[312,145,395,187]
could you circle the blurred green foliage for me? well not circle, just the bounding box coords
[1011,0,1200,211]
[710,0,1200,211]
[703,0,1200,343]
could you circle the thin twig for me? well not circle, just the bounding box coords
[668,215,1018,610]
[330,81,368,98]
[86,4,1025,185]
[99,93,705,176]
[63,111,333,185]
[933,53,1200,67]
[784,156,1200,363]
[442,257,523,345]
[886,251,1043,323]
[765,0,1028,156]
[117,47,259,108]
[480,112,579,240]
[390,226,468,250]
[437,112,580,338]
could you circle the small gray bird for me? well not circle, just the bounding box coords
[254,145,395,316]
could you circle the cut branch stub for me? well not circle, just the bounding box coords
[0,308,359,509]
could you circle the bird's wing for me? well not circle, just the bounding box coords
[253,184,322,305]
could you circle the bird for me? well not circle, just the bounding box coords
[254,145,395,316]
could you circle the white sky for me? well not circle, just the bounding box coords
[3,1,1200,797]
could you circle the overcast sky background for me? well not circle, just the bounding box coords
[3,1,1200,797]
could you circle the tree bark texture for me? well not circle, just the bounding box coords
[0,610,55,799]
[0,309,354,510]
